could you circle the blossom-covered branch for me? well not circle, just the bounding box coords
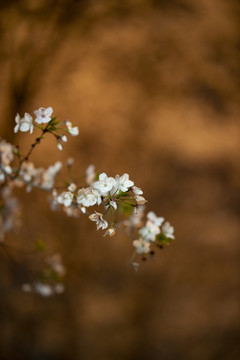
[0,106,174,295]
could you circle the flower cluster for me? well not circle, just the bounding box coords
[22,253,65,297]
[132,211,174,257]
[0,105,175,296]
[0,140,14,183]
[14,107,79,152]
[54,170,148,234]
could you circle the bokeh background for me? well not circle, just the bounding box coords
[0,0,240,359]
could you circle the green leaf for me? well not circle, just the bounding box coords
[156,233,174,246]
[116,190,129,199]
[119,202,133,217]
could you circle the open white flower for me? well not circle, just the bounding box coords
[162,222,175,239]
[34,107,53,124]
[133,239,151,254]
[139,220,160,242]
[89,211,108,230]
[14,113,33,134]
[147,211,164,227]
[77,188,102,207]
[68,183,77,192]
[57,191,74,207]
[66,121,79,136]
[93,173,116,195]
[115,173,134,193]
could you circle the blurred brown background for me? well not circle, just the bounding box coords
[0,0,240,359]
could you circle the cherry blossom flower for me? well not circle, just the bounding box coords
[162,222,175,239]
[89,211,108,230]
[66,121,79,136]
[133,239,151,254]
[14,113,33,134]
[114,173,134,193]
[68,183,77,192]
[57,191,74,207]
[139,220,160,241]
[93,173,116,195]
[77,188,102,207]
[34,107,53,124]
[147,211,164,227]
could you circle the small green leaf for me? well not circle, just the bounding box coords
[119,202,133,217]
[156,233,174,246]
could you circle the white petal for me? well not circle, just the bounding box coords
[45,107,53,116]
[20,123,30,132]
[14,124,20,133]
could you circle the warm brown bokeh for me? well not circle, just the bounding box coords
[0,0,240,359]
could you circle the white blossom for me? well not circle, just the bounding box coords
[19,161,36,182]
[66,121,79,136]
[133,239,151,254]
[14,113,33,134]
[68,183,77,192]
[114,173,134,193]
[93,173,116,195]
[139,220,160,241]
[77,187,102,207]
[57,191,74,207]
[89,211,108,230]
[34,107,53,124]
[162,222,175,239]
[147,211,164,227]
